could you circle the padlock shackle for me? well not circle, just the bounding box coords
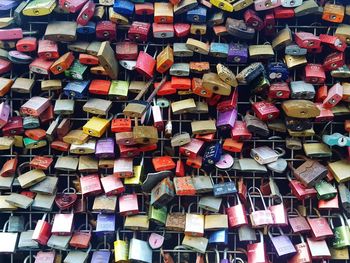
[329,213,346,229]
[77,223,93,232]
[248,186,268,211]
[62,187,77,194]
[169,204,185,214]
[96,241,111,251]
[2,220,9,233]
[16,161,31,175]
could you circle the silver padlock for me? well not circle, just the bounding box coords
[250,146,286,165]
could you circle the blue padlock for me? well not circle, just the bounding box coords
[76,21,96,35]
[96,214,116,235]
[63,80,90,99]
[209,42,229,58]
[203,140,222,165]
[208,229,228,245]
[267,62,289,81]
[323,133,350,147]
[113,0,135,16]
[186,6,207,23]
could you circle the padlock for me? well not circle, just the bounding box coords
[185,203,205,237]
[307,209,333,240]
[268,228,297,258]
[288,208,311,234]
[287,173,317,200]
[128,232,152,263]
[250,98,280,121]
[20,95,51,117]
[306,237,331,260]
[247,230,269,263]
[151,177,175,208]
[154,2,173,23]
[83,115,111,138]
[329,214,350,248]
[282,99,320,119]
[76,0,95,26]
[128,21,151,42]
[51,212,74,236]
[174,23,190,37]
[267,62,288,81]
[156,45,174,74]
[97,41,119,80]
[322,83,343,108]
[268,82,290,99]
[248,187,274,228]
[135,2,154,15]
[16,37,37,53]
[31,213,52,246]
[323,3,344,23]
[80,173,102,196]
[95,20,116,40]
[323,51,345,71]
[244,9,264,31]
[202,72,231,96]
[96,213,115,234]
[0,220,18,253]
[173,0,199,15]
[268,195,288,226]
[250,146,285,165]
[290,81,315,99]
[16,162,46,188]
[287,235,312,263]
[113,229,129,262]
[231,117,252,141]
[226,18,255,40]
[226,194,248,228]
[304,63,325,84]
[63,80,90,99]
[50,52,75,75]
[209,42,229,58]
[113,158,133,178]
[69,224,92,249]
[119,193,139,216]
[319,33,346,52]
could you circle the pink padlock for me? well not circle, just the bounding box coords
[148,231,165,249]
[0,100,10,129]
[323,83,343,108]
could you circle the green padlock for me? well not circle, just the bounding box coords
[330,214,350,249]
[23,138,47,149]
[64,60,88,80]
[109,79,129,98]
[315,180,337,200]
[149,204,167,226]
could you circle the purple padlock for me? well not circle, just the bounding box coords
[91,244,111,263]
[95,138,115,159]
[220,248,230,263]
[96,214,115,235]
[216,108,237,130]
[227,43,248,64]
[0,100,10,129]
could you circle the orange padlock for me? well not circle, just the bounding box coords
[152,156,176,171]
[186,155,202,169]
[223,138,244,152]
[171,77,192,90]
[111,114,132,133]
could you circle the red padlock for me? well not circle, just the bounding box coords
[171,77,191,90]
[315,103,334,122]
[186,155,202,169]
[29,57,53,75]
[244,9,264,31]
[135,3,154,15]
[79,53,99,65]
[152,156,176,171]
[96,21,116,40]
[195,133,215,142]
[128,21,151,42]
[273,7,295,19]
[307,212,333,240]
[322,82,343,108]
[295,32,321,49]
[318,194,339,210]
[118,144,140,158]
[268,82,290,99]
[89,79,111,95]
[226,194,248,228]
[37,40,59,60]
[153,23,174,38]
[264,12,275,36]
[288,176,317,200]
[179,138,205,159]
[231,120,252,141]
[111,114,132,133]
[192,78,213,98]
[251,99,280,121]
[2,115,24,136]
[247,231,269,263]
[315,85,328,102]
[40,104,54,123]
[268,196,288,226]
[16,37,37,52]
[175,159,185,177]
[69,224,92,249]
[115,41,138,60]
[0,155,18,177]
[174,23,190,37]
[32,214,52,246]
[80,174,103,196]
[51,140,70,152]
[217,88,238,112]
[0,59,11,75]
[154,80,176,96]
[207,94,221,106]
[139,143,158,152]
[119,193,139,216]
[323,51,345,71]
[319,34,346,52]
[25,127,46,140]
[304,64,326,84]
[135,45,156,79]
[76,0,95,26]
[223,138,244,153]
[30,155,53,170]
[288,235,312,263]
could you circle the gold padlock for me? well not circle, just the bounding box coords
[82,115,112,138]
[70,139,96,155]
[171,98,197,115]
[186,38,210,55]
[109,7,129,24]
[63,129,89,145]
[216,63,238,87]
[17,162,46,188]
[133,118,159,145]
[272,27,293,50]
[41,79,62,91]
[210,0,233,12]
[287,128,315,137]
[284,54,307,69]
[202,72,231,96]
[78,156,99,173]
[249,44,274,59]
[190,24,207,35]
[191,120,217,134]
[83,98,112,116]
[336,24,350,44]
[0,136,14,150]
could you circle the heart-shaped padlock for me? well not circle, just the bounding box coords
[148,231,165,249]
[215,153,234,170]
[54,187,78,210]
[267,158,287,173]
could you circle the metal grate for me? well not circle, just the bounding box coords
[0,3,347,263]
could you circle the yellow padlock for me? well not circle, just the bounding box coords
[114,229,129,263]
[83,115,112,138]
[210,0,234,12]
